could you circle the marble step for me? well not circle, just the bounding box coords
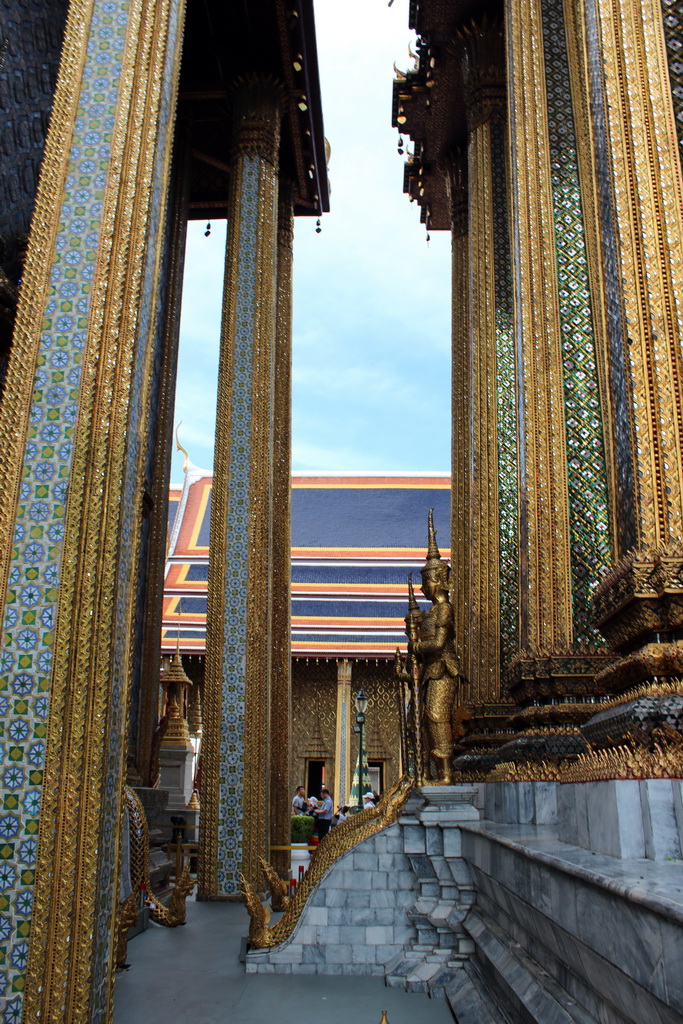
[466,910,598,1024]
[385,951,458,998]
[384,951,424,989]
[446,964,514,1024]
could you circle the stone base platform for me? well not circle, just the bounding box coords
[244,782,683,1024]
[462,820,683,1024]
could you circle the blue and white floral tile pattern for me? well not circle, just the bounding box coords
[215,155,260,895]
[0,1,130,1013]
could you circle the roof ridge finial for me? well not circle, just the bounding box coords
[175,422,189,474]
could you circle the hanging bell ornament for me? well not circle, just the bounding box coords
[315,218,322,234]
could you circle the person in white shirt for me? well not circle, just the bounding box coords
[335,805,348,824]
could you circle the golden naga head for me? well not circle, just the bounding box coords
[421,508,450,587]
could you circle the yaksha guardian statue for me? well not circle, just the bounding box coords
[407,509,462,784]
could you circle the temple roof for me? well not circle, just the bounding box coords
[162,469,451,658]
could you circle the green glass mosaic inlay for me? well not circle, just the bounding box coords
[541,0,612,643]
[491,122,519,670]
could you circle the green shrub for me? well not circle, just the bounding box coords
[291,815,315,843]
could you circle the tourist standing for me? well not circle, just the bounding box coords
[291,785,306,815]
[313,786,334,838]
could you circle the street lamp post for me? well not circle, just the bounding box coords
[355,687,368,813]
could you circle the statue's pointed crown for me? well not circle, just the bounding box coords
[423,508,444,571]
[407,572,420,612]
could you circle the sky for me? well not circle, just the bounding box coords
[171,0,452,481]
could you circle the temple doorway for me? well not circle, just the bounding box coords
[306,759,326,799]
[368,761,385,795]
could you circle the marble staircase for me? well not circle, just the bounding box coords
[246,782,683,1024]
[384,787,478,998]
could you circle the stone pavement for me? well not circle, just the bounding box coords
[113,900,455,1024]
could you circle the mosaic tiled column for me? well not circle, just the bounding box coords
[505,0,613,704]
[334,659,353,809]
[444,150,471,684]
[0,0,185,1018]
[459,21,518,702]
[269,181,294,877]
[130,140,190,787]
[200,76,284,897]
[583,0,683,689]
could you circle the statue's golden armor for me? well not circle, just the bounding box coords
[406,509,462,784]
[418,600,459,776]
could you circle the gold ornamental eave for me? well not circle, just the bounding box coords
[273,0,329,215]
[392,59,466,230]
[180,0,329,217]
[393,2,503,229]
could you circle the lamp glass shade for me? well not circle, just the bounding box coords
[355,687,368,715]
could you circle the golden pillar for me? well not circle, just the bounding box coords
[200,76,284,897]
[0,0,186,1016]
[506,0,573,657]
[459,20,510,702]
[269,181,294,876]
[505,0,615,704]
[445,150,470,684]
[586,0,683,687]
[333,658,353,809]
[133,140,191,787]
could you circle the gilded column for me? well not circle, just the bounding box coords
[200,76,283,897]
[334,658,353,809]
[507,0,572,657]
[132,138,190,787]
[459,20,518,702]
[0,0,185,1017]
[505,0,613,704]
[444,150,470,684]
[269,180,294,877]
[584,0,683,687]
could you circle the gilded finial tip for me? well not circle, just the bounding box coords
[175,422,189,473]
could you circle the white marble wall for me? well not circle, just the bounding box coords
[245,823,418,975]
[245,786,481,979]
[243,783,683,1022]
[483,779,683,860]
[557,779,683,860]
[460,822,683,1024]
[484,781,558,826]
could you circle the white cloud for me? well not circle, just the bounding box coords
[172,0,452,480]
